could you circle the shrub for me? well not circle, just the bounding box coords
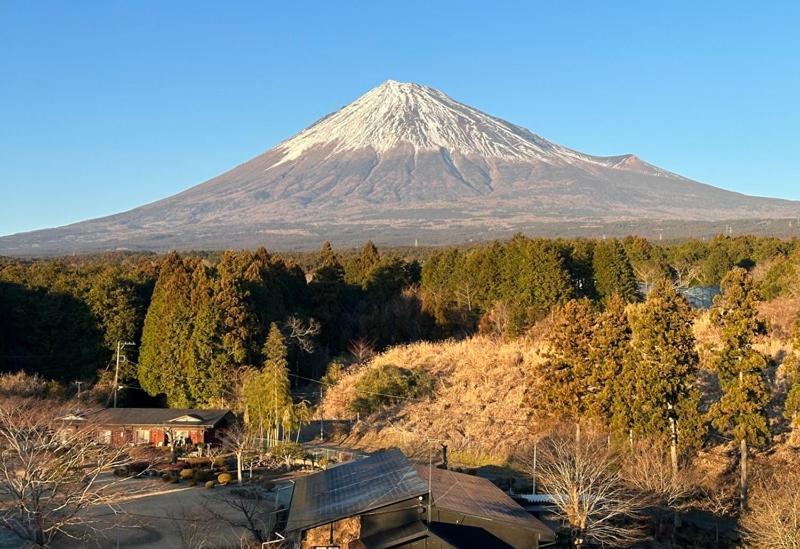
[193,468,213,482]
[188,479,197,487]
[212,457,225,468]
[0,371,51,398]
[217,472,233,485]
[351,364,435,415]
[321,360,346,387]
[205,481,214,489]
[270,441,304,466]
[161,474,173,483]
[761,255,798,299]
[127,461,150,476]
[179,468,194,480]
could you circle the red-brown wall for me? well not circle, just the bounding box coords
[99,426,214,446]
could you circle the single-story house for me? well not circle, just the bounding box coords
[285,448,555,548]
[65,408,235,447]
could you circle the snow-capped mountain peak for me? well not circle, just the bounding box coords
[3,80,798,255]
[274,80,561,164]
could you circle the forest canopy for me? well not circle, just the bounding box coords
[0,234,798,406]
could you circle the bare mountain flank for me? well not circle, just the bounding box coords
[3,80,799,254]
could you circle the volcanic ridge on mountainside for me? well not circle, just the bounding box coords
[3,80,800,255]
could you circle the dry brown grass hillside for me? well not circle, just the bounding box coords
[321,295,800,471]
[320,337,556,465]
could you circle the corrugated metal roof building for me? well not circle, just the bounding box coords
[285,448,555,548]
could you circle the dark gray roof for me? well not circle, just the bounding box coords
[416,465,555,541]
[428,521,515,549]
[286,448,429,533]
[88,408,232,428]
[354,521,514,549]
[353,520,429,549]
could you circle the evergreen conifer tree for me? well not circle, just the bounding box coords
[592,239,639,302]
[620,280,703,472]
[310,242,346,349]
[589,294,631,423]
[357,241,381,284]
[539,299,597,433]
[500,236,573,334]
[708,268,770,505]
[215,251,256,364]
[184,265,226,406]
[139,253,196,407]
[783,314,800,425]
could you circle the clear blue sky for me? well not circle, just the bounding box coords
[2,1,799,236]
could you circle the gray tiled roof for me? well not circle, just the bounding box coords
[88,408,232,428]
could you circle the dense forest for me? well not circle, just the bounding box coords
[1,234,799,407]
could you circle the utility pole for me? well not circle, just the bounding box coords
[113,341,134,408]
[427,449,433,524]
[319,389,324,441]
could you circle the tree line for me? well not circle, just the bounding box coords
[1,234,799,405]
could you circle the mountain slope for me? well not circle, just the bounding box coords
[3,80,799,255]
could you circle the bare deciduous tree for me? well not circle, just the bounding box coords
[347,338,376,367]
[669,263,702,290]
[221,423,258,485]
[624,442,694,508]
[0,398,136,546]
[697,482,737,547]
[623,441,696,538]
[740,468,800,548]
[206,487,275,544]
[525,429,647,548]
[284,316,320,355]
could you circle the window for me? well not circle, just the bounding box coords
[175,430,190,445]
[135,429,150,444]
[99,430,111,444]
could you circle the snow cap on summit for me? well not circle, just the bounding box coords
[273,80,564,165]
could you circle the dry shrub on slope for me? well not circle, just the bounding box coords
[320,337,552,464]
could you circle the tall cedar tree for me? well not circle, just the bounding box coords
[140,253,256,407]
[349,241,381,287]
[139,253,197,406]
[85,265,146,357]
[784,313,800,424]
[310,242,347,350]
[184,265,227,406]
[539,299,597,428]
[592,239,639,302]
[620,281,703,470]
[215,251,256,364]
[499,236,573,334]
[708,268,770,504]
[589,294,632,423]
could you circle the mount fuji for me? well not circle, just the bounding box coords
[3,80,799,255]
